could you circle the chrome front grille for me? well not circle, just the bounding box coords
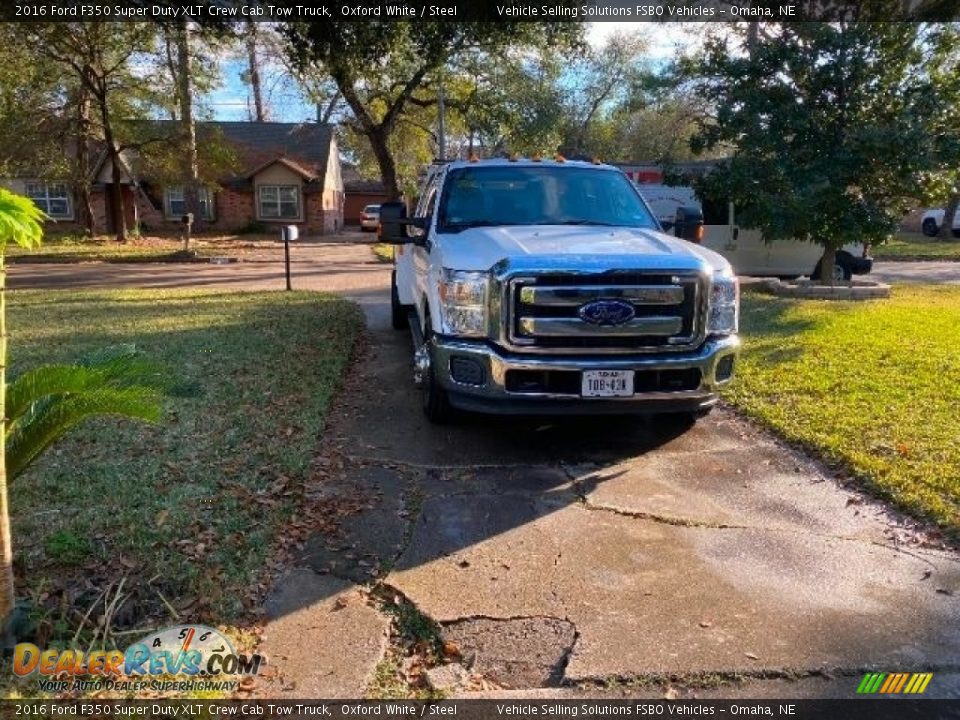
[506,272,704,351]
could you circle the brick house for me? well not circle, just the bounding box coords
[1,121,344,236]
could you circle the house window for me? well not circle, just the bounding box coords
[258,185,300,220]
[165,186,214,220]
[26,182,72,219]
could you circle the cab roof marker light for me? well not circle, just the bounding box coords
[555,154,566,163]
[592,157,602,165]
[531,153,542,162]
[468,153,479,163]
[508,153,519,162]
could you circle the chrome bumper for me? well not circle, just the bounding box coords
[430,335,740,415]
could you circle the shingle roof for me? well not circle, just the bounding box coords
[204,121,335,179]
[136,120,335,183]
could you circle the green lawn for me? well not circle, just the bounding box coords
[7,234,277,263]
[372,243,395,263]
[873,232,960,261]
[7,289,364,644]
[726,287,960,533]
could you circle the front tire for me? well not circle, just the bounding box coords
[420,316,453,424]
[922,218,939,237]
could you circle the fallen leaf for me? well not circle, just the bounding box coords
[664,686,679,700]
[443,641,460,658]
[699,621,713,628]
[745,652,759,660]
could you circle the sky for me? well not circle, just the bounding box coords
[203,22,705,123]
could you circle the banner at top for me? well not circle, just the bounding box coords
[4,0,960,22]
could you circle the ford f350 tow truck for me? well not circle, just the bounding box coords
[378,158,740,424]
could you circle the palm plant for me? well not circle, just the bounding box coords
[6,344,166,481]
[0,188,44,627]
[0,189,167,629]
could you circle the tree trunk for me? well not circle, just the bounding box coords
[368,127,401,200]
[818,245,837,284]
[74,69,94,236]
[937,193,959,241]
[246,22,265,122]
[178,20,201,249]
[0,254,14,627]
[100,112,127,243]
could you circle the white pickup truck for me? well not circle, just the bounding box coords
[378,158,740,423]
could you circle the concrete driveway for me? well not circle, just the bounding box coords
[871,260,960,285]
[11,245,960,699]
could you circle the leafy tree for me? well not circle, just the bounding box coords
[0,25,98,234]
[448,45,567,158]
[689,22,960,281]
[559,31,648,158]
[23,22,162,242]
[282,22,580,199]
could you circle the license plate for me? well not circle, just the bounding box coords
[581,370,634,398]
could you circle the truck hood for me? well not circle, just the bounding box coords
[435,225,732,275]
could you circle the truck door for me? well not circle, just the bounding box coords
[395,179,438,307]
[408,181,439,329]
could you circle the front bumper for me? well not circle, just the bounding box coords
[430,335,740,416]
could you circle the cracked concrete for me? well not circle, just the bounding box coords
[443,616,577,688]
[256,569,390,698]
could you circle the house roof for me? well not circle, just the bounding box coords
[206,121,335,180]
[134,120,336,184]
[5,121,338,191]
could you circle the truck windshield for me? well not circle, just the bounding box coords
[438,166,659,232]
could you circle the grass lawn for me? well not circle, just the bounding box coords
[6,289,364,650]
[6,234,281,264]
[873,231,960,261]
[372,243,395,263]
[727,287,960,534]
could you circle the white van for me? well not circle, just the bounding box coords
[637,184,873,280]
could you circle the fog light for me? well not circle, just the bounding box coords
[715,355,735,382]
[450,356,485,385]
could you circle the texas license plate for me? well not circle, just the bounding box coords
[581,370,634,398]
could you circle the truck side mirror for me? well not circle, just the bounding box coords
[674,206,704,244]
[378,202,410,244]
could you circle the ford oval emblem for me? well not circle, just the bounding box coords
[578,299,636,326]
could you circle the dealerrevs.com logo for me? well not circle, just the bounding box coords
[13,624,263,693]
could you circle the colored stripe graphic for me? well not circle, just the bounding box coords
[857,672,932,694]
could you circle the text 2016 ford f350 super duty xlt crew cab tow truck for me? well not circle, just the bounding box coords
[378,158,740,424]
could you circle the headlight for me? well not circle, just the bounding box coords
[438,269,488,337]
[707,273,739,335]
